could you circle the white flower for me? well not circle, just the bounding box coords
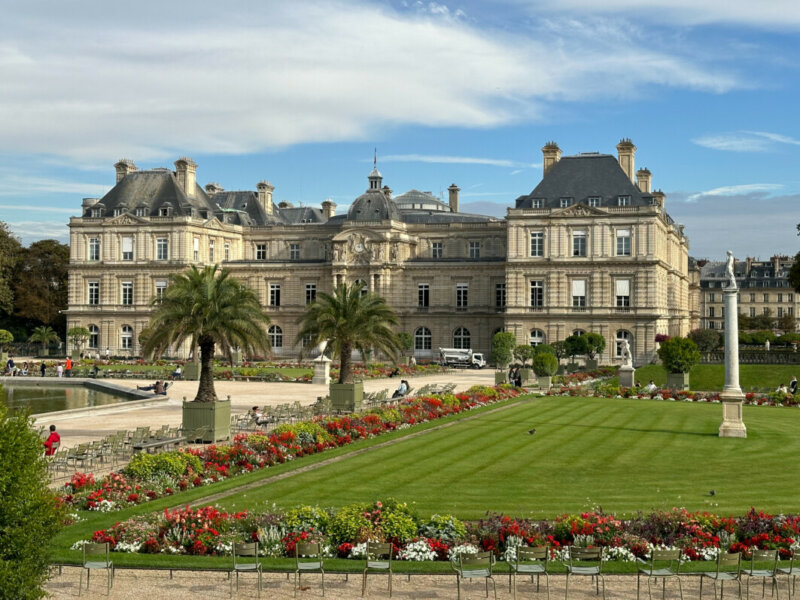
[70,540,90,550]
[349,542,368,559]
[606,546,636,562]
[503,536,524,563]
[115,541,143,553]
[399,539,436,561]
[448,543,479,561]
[89,499,118,512]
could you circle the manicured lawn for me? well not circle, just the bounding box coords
[618,363,800,392]
[215,396,800,519]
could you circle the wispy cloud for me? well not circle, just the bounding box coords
[5,220,69,244]
[380,154,539,168]
[686,183,784,202]
[0,204,75,213]
[693,130,800,152]
[0,174,109,197]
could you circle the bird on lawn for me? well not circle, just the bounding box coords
[528,428,536,435]
[709,490,716,496]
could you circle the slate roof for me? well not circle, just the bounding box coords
[515,153,655,209]
[345,189,402,222]
[699,260,792,288]
[209,190,285,225]
[393,189,450,211]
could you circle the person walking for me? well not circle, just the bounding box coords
[40,361,46,377]
[65,356,72,377]
[56,362,63,378]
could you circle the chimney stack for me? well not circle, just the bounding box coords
[651,189,665,209]
[541,142,562,176]
[321,198,337,220]
[636,168,652,193]
[257,180,274,215]
[448,183,460,213]
[205,182,224,194]
[616,139,636,183]
[114,159,137,183]
[174,157,197,198]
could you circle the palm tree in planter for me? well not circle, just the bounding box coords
[296,281,401,412]
[142,265,271,441]
[29,326,60,357]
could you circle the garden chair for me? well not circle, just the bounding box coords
[231,541,262,597]
[777,552,798,598]
[452,550,497,600]
[295,541,324,597]
[362,541,393,597]
[565,546,605,599]
[698,551,741,599]
[636,548,683,600]
[508,546,550,600]
[79,542,114,596]
[742,549,779,600]
[67,443,93,470]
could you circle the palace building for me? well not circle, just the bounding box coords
[66,140,692,365]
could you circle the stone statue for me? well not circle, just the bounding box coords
[725,250,737,289]
[333,247,339,261]
[313,340,328,361]
[621,339,633,367]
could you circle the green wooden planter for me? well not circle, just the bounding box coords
[182,397,231,442]
[329,382,363,413]
[666,372,690,390]
[494,371,508,385]
[519,367,534,385]
[183,362,200,381]
[585,359,598,370]
[537,375,552,390]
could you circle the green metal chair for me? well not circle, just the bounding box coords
[79,542,114,596]
[231,541,262,597]
[777,552,798,599]
[452,550,497,600]
[295,541,324,597]
[698,551,742,599]
[742,549,779,600]
[362,541,393,597]
[565,546,605,599]
[508,546,550,600]
[637,549,683,600]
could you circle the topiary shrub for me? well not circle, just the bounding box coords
[491,332,516,368]
[533,343,556,357]
[688,328,721,352]
[124,450,203,481]
[564,334,589,360]
[512,344,535,366]
[750,330,777,345]
[657,337,701,374]
[584,332,606,359]
[532,352,559,377]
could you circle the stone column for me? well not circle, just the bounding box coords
[719,287,747,437]
[312,357,331,385]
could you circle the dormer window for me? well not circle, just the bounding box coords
[113,208,124,217]
[531,199,543,208]
[135,206,148,217]
[200,210,208,219]
[90,208,103,218]
[159,204,173,217]
[559,197,571,208]
[617,195,631,206]
[588,197,601,207]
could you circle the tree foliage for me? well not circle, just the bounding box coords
[657,337,701,374]
[0,222,22,316]
[532,352,559,377]
[66,326,90,351]
[564,334,589,359]
[142,265,271,402]
[0,329,13,351]
[0,397,63,599]
[490,331,516,368]
[396,332,414,356]
[28,326,59,354]
[583,332,606,359]
[687,328,721,352]
[296,282,400,384]
[11,239,69,327]
[512,344,535,366]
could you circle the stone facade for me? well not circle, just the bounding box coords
[66,140,691,366]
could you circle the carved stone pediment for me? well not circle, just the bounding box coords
[553,203,606,217]
[203,217,228,231]
[106,213,146,226]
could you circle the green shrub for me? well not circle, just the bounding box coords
[532,353,559,377]
[533,343,556,357]
[419,514,467,543]
[491,332,516,368]
[284,505,329,533]
[512,345,535,366]
[584,332,606,359]
[688,328,721,352]
[327,503,371,546]
[125,450,203,481]
[564,334,589,359]
[778,333,800,345]
[657,337,701,374]
[377,499,418,542]
[750,330,777,345]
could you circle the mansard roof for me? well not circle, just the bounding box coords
[209,190,285,225]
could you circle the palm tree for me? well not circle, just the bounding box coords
[142,265,271,402]
[296,281,401,384]
[28,326,60,356]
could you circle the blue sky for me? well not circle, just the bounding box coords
[1,0,799,259]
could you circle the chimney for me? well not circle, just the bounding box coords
[321,198,337,220]
[616,139,636,183]
[114,159,137,183]
[448,183,460,213]
[205,182,224,194]
[174,157,197,198]
[651,189,665,209]
[541,142,562,176]
[636,168,652,193]
[257,180,274,215]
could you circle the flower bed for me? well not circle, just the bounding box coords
[58,385,519,511]
[84,504,800,562]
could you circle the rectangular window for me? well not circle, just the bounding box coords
[616,228,631,256]
[778,293,783,303]
[156,238,168,260]
[531,199,543,208]
[90,208,103,218]
[778,307,784,318]
[617,195,630,206]
[418,283,430,307]
[588,197,601,207]
[113,208,123,217]
[88,282,99,305]
[750,293,755,302]
[456,283,468,309]
[89,238,100,261]
[290,243,300,260]
[468,241,480,259]
[121,282,133,306]
[560,198,570,208]
[269,283,281,307]
[530,232,544,257]
[572,230,587,257]
[763,307,769,315]
[432,242,443,259]
[789,294,794,302]
[193,238,199,262]
[789,307,794,316]
[135,207,147,217]
[708,321,715,329]
[764,293,769,303]
[709,292,715,303]
[299,283,314,305]
[709,307,715,317]
[615,279,630,307]
[224,243,230,261]
[572,279,586,308]
[750,307,756,318]
[495,283,506,309]
[208,241,215,262]
[256,244,267,260]
[530,280,544,308]
[155,281,167,299]
[121,236,134,261]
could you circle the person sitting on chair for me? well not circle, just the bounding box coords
[644,380,657,393]
[392,380,409,398]
[43,425,60,456]
[171,365,182,380]
[790,376,798,395]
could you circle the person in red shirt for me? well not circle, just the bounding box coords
[65,356,72,377]
[43,425,61,455]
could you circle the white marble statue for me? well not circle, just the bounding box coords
[725,250,737,289]
[313,340,329,361]
[621,339,633,367]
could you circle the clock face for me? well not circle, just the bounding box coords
[355,242,364,253]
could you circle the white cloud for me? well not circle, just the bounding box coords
[0,174,109,197]
[686,183,784,202]
[0,1,741,163]
[693,131,800,152]
[380,154,538,168]
[5,220,69,244]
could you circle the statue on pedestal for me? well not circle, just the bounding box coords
[725,250,737,289]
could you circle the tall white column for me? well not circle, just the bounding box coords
[719,287,747,437]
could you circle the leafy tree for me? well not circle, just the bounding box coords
[0,222,22,316]
[750,330,777,345]
[657,337,701,374]
[296,281,400,385]
[490,331,516,368]
[396,332,414,357]
[737,312,751,330]
[550,341,567,361]
[0,397,63,599]
[778,332,800,345]
[0,329,13,352]
[687,328,721,352]
[142,265,271,402]
[749,308,774,331]
[533,343,556,357]
[778,313,796,333]
[67,326,90,353]
[789,224,800,292]
[512,344,535,366]
[28,326,59,355]
[583,332,606,359]
[11,240,69,327]
[532,352,558,377]
[564,334,589,361]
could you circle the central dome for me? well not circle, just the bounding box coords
[346,189,400,222]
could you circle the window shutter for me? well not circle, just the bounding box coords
[572,279,586,296]
[615,279,630,296]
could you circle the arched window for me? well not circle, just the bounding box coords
[88,325,99,349]
[453,327,471,349]
[616,330,632,357]
[572,329,586,337]
[529,329,545,346]
[268,325,283,348]
[414,327,432,350]
[121,325,133,350]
